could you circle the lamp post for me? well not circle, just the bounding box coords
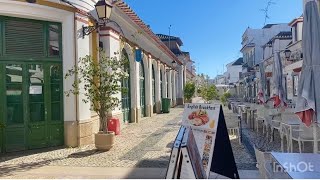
[285,49,292,61]
[166,60,177,71]
[81,0,124,39]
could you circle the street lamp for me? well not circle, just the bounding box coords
[82,0,124,39]
[284,49,292,61]
[95,0,113,21]
[166,60,177,71]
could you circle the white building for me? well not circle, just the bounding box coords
[262,31,293,98]
[225,58,243,84]
[240,24,291,101]
[284,16,303,103]
[0,0,188,152]
[241,24,291,67]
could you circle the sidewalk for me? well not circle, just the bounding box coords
[1,165,260,179]
[1,166,167,179]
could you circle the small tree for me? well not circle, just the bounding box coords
[184,81,196,102]
[201,84,219,103]
[65,50,128,133]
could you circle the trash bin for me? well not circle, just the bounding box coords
[108,117,120,135]
[162,98,171,113]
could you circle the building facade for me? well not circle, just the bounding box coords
[225,58,243,84]
[284,16,303,103]
[0,0,187,153]
[239,24,291,101]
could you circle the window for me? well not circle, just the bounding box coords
[293,75,299,96]
[49,24,61,57]
[284,76,288,100]
[266,79,271,97]
[0,16,62,61]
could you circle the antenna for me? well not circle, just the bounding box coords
[168,25,172,50]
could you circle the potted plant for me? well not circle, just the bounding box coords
[65,50,128,151]
[184,81,196,103]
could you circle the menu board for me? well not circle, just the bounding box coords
[181,103,220,177]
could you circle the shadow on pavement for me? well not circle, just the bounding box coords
[67,149,103,158]
[122,155,169,179]
[0,146,65,163]
[0,158,64,178]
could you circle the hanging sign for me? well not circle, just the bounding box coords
[29,85,42,95]
[181,103,219,177]
[135,49,142,62]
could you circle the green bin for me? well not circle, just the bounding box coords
[162,98,171,113]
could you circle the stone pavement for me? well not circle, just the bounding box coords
[0,107,184,178]
[0,99,259,179]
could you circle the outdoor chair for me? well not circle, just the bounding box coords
[290,124,320,153]
[268,108,282,142]
[225,114,241,144]
[254,148,289,179]
[279,111,299,152]
[254,105,266,133]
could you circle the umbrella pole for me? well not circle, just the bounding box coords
[313,122,318,153]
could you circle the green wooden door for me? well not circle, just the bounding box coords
[47,64,64,147]
[4,64,27,152]
[0,64,5,153]
[139,62,146,117]
[0,16,63,152]
[121,51,131,123]
[27,64,47,149]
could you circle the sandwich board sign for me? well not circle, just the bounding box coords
[165,126,206,179]
[166,103,239,179]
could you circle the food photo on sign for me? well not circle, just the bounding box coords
[183,104,218,131]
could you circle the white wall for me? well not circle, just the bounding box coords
[242,24,291,65]
[227,65,242,84]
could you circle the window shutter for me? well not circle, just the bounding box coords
[4,19,45,57]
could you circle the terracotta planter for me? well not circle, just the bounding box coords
[95,131,115,151]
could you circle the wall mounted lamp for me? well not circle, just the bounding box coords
[284,49,291,60]
[82,0,113,39]
[166,60,177,72]
[78,0,124,39]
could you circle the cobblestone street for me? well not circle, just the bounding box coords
[0,104,257,178]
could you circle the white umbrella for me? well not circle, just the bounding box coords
[295,0,320,153]
[258,62,266,104]
[271,52,286,108]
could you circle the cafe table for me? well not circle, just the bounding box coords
[271,152,320,179]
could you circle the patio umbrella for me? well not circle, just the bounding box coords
[258,62,266,104]
[295,0,320,153]
[271,52,286,108]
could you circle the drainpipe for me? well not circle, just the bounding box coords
[73,14,80,146]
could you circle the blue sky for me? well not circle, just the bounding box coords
[125,0,303,78]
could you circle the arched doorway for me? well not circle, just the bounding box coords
[160,69,163,111]
[167,72,169,98]
[152,65,156,113]
[121,50,131,123]
[160,69,163,99]
[139,60,146,117]
[172,72,174,103]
